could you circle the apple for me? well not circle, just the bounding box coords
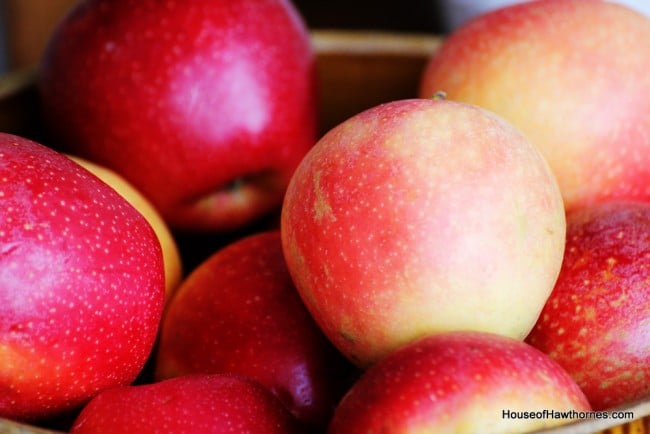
[38,0,317,232]
[419,0,650,213]
[69,374,302,434]
[67,155,182,304]
[526,200,650,411]
[0,133,165,421]
[155,230,355,431]
[327,331,592,434]
[281,98,566,367]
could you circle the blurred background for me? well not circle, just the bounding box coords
[0,0,648,74]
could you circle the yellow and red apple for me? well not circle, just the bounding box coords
[420,0,650,212]
[281,98,566,367]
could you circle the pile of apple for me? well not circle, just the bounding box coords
[1,0,649,433]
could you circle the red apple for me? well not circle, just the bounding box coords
[69,374,302,434]
[281,98,566,367]
[419,0,650,213]
[68,155,182,305]
[327,331,592,434]
[38,0,317,232]
[155,230,355,431]
[0,133,165,421]
[526,200,650,411]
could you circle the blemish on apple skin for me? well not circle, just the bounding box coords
[599,261,618,281]
[0,243,20,257]
[313,171,335,222]
[339,330,356,344]
[610,292,628,308]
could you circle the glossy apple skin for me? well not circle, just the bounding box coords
[0,133,165,421]
[68,155,182,305]
[70,374,302,434]
[526,201,650,411]
[328,331,591,434]
[281,98,566,367]
[38,0,317,232]
[420,0,650,213]
[155,231,354,431]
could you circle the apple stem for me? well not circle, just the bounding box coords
[430,91,447,101]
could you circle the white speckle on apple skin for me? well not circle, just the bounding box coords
[0,134,165,421]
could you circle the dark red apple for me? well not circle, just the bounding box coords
[38,0,317,232]
[0,133,165,421]
[526,200,650,410]
[328,331,592,434]
[154,230,354,431]
[70,374,302,434]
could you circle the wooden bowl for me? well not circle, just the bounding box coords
[0,30,648,434]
